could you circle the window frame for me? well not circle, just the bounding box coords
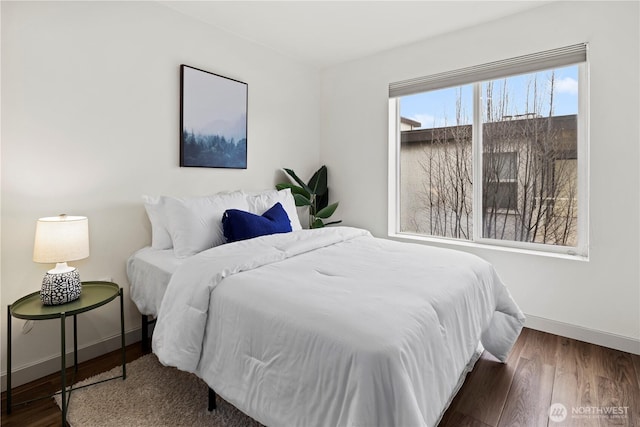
[388,50,589,259]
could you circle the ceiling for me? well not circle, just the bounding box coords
[161,1,550,69]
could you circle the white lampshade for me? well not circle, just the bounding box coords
[33,215,90,264]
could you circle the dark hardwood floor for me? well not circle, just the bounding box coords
[440,328,640,427]
[2,328,639,426]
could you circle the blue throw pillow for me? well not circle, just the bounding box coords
[222,202,293,243]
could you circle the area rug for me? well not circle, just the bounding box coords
[54,354,263,426]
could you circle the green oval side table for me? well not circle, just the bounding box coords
[7,281,126,425]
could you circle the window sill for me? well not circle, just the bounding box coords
[388,231,589,262]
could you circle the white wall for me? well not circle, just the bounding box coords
[1,1,320,385]
[321,1,640,350]
[2,0,638,390]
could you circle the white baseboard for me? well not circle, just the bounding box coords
[524,314,640,355]
[1,328,142,393]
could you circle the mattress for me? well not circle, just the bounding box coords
[152,227,525,427]
[126,247,185,317]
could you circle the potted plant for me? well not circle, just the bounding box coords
[276,165,341,228]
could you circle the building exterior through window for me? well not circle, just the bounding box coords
[399,113,578,247]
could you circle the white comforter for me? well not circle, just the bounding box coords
[153,227,525,427]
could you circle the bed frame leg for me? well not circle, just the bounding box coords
[208,387,217,411]
[141,314,158,352]
[141,314,149,352]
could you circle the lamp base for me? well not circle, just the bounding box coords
[40,269,82,305]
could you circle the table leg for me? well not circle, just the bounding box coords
[120,289,126,380]
[73,314,78,373]
[7,305,12,414]
[61,312,66,425]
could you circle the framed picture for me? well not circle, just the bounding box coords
[180,65,248,168]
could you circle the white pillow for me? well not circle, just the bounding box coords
[245,188,302,231]
[164,191,249,258]
[142,195,173,250]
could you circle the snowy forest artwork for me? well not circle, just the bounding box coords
[180,65,247,168]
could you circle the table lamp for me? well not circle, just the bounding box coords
[33,214,90,305]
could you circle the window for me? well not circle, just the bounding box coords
[484,152,517,211]
[389,44,588,256]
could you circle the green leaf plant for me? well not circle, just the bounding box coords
[276,165,341,228]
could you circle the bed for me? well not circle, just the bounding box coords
[127,189,525,427]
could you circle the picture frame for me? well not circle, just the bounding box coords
[180,64,248,169]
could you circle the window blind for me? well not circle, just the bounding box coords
[389,43,587,98]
